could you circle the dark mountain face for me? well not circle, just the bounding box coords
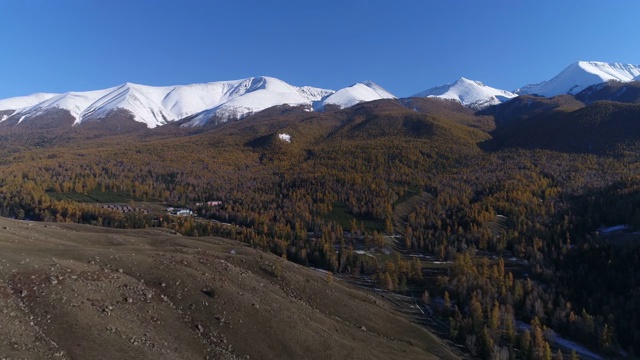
[0,108,151,151]
[0,109,14,119]
[74,109,150,135]
[576,80,640,104]
[483,100,640,154]
[324,99,488,144]
[478,94,584,125]
[401,97,496,131]
[0,108,75,130]
[402,97,475,115]
[0,109,77,151]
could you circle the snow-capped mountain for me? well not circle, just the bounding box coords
[321,81,395,109]
[0,77,395,128]
[0,93,57,115]
[516,61,640,97]
[413,77,517,110]
[181,77,333,127]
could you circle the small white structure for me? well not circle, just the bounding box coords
[176,209,193,216]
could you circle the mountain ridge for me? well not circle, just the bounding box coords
[413,77,517,110]
[2,60,640,129]
[516,61,640,97]
[0,77,394,128]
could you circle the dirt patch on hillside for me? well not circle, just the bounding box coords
[0,217,458,360]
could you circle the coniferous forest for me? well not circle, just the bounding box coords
[2,94,640,359]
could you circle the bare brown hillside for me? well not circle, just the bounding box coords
[0,217,458,360]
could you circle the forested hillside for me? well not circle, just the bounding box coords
[1,96,640,358]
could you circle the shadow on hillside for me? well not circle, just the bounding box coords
[478,96,640,155]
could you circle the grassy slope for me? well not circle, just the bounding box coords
[0,217,458,360]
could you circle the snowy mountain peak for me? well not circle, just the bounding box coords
[1,77,393,128]
[360,81,395,97]
[320,81,396,109]
[458,77,495,89]
[516,61,640,97]
[456,77,479,85]
[413,77,516,110]
[181,77,335,127]
[0,92,57,114]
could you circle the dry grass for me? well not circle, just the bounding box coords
[0,217,458,360]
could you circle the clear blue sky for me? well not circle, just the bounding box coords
[0,0,638,99]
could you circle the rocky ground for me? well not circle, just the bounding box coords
[0,217,458,360]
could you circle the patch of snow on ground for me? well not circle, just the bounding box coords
[598,224,630,234]
[517,322,603,360]
[310,267,329,274]
[354,250,375,258]
[278,133,291,143]
[554,337,603,360]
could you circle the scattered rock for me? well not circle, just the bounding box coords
[360,326,367,332]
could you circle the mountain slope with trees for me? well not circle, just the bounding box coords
[2,92,640,358]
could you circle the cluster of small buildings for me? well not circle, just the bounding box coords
[195,201,223,207]
[100,204,149,214]
[165,201,222,217]
[166,207,194,216]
